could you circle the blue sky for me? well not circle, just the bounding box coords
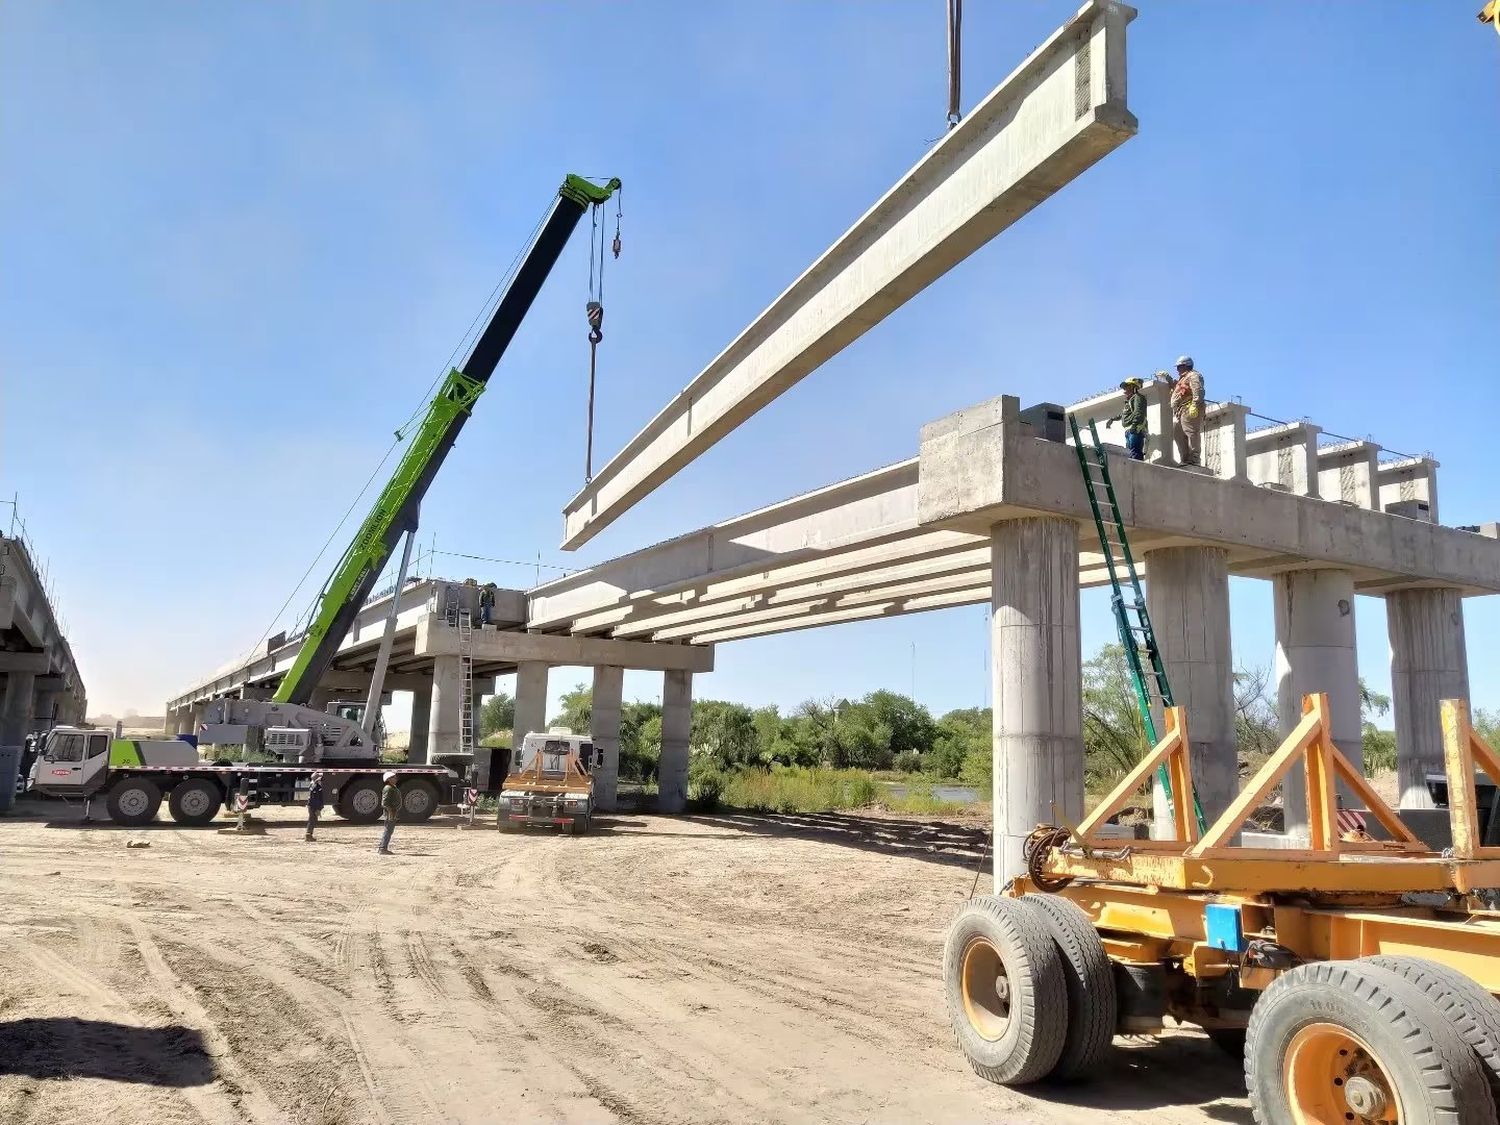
[3,2,1497,725]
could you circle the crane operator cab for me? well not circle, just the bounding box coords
[30,726,196,797]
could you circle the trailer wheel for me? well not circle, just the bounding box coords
[569,814,590,836]
[107,778,162,827]
[337,778,383,824]
[1369,955,1500,1107]
[167,779,222,826]
[943,895,1067,1086]
[399,779,438,823]
[1245,960,1494,1125]
[1020,894,1117,1080]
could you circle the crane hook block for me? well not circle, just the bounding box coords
[611,234,622,259]
[586,300,604,344]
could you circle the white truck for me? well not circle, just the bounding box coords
[496,732,601,834]
[28,726,460,827]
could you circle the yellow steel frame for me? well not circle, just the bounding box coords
[1014,695,1500,995]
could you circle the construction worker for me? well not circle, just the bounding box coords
[479,583,496,626]
[376,771,400,855]
[1106,377,1149,460]
[305,771,325,842]
[1155,356,1205,466]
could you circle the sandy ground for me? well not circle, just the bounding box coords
[0,800,1252,1125]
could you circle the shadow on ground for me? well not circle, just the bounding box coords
[684,809,992,874]
[0,1018,216,1086]
[1035,1036,1252,1123]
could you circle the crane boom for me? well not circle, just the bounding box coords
[274,174,621,707]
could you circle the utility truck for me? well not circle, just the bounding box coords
[497,732,601,835]
[29,173,623,828]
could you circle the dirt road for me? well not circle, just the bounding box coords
[0,801,1251,1124]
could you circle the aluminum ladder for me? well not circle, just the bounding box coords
[444,588,477,760]
[1068,414,1207,835]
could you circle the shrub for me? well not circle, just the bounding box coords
[892,750,923,774]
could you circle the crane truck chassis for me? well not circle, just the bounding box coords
[28,726,461,827]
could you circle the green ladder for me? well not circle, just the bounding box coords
[1068,415,1207,835]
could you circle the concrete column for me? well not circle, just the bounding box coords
[991,517,1082,887]
[1,670,35,748]
[1247,422,1321,497]
[658,670,693,813]
[1387,588,1469,809]
[513,662,548,747]
[33,689,59,731]
[1274,570,1362,837]
[428,655,462,761]
[407,683,431,764]
[1200,402,1249,481]
[1144,547,1236,832]
[1378,457,1440,523]
[1317,441,1381,509]
[591,665,624,813]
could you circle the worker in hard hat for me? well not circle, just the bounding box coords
[1155,356,1205,466]
[305,771,326,842]
[377,771,401,855]
[1106,377,1149,460]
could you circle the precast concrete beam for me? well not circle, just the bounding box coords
[560,0,1137,549]
[415,615,712,673]
[1378,457,1439,523]
[991,516,1083,886]
[1317,441,1381,510]
[1273,569,1362,838]
[1200,402,1249,482]
[1387,588,1469,810]
[591,666,624,813]
[658,670,692,813]
[1247,422,1321,497]
[0,651,50,674]
[1143,547,1236,830]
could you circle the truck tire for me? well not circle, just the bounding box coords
[168,779,223,826]
[1368,955,1500,1107]
[107,777,163,827]
[399,779,438,823]
[337,778,383,824]
[1245,959,1494,1125]
[1020,893,1117,1080]
[569,813,590,836]
[943,895,1067,1086]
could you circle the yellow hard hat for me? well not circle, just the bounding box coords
[1120,377,1144,390]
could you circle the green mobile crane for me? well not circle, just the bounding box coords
[32,175,622,827]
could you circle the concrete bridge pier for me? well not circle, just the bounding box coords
[2,669,36,751]
[1387,587,1469,809]
[427,655,462,762]
[591,666,624,812]
[407,685,432,764]
[512,662,549,757]
[990,517,1082,887]
[1145,547,1237,832]
[1274,569,1362,837]
[658,670,693,813]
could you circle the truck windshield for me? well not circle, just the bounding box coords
[541,740,571,777]
[48,733,86,762]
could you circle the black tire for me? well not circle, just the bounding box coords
[1019,894,1117,1080]
[167,778,223,826]
[1369,955,1500,1107]
[1245,959,1495,1125]
[336,778,383,824]
[398,779,438,823]
[107,777,163,827]
[569,814,590,836]
[943,895,1067,1086]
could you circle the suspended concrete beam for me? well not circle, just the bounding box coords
[559,0,1137,549]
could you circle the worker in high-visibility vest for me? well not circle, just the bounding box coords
[1106,377,1149,460]
[1156,356,1205,466]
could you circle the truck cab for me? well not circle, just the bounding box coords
[497,732,600,834]
[30,726,197,798]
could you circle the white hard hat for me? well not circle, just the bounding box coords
[383,771,398,781]
[1175,355,1193,369]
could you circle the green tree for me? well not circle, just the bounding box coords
[691,700,758,766]
[860,690,936,759]
[1082,643,1150,789]
[1360,680,1396,773]
[928,708,989,779]
[480,692,515,739]
[549,683,592,733]
[619,702,663,782]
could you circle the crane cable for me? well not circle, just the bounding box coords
[584,187,623,482]
[946,0,962,130]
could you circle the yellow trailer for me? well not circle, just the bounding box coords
[944,694,1500,1123]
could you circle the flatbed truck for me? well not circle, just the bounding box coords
[29,726,460,827]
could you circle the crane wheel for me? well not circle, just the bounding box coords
[1245,960,1495,1125]
[336,778,383,824]
[1368,955,1500,1108]
[1019,894,1117,1080]
[399,779,438,823]
[168,779,223,826]
[942,895,1067,1086]
[106,778,162,827]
